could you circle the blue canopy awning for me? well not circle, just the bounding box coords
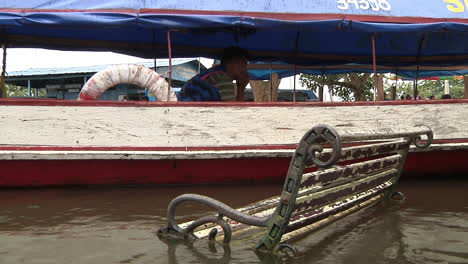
[247,62,468,79]
[0,0,467,74]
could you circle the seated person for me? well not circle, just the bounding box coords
[179,46,249,101]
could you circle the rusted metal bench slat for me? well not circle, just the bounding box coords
[281,190,386,243]
[287,179,394,235]
[193,167,398,241]
[309,139,409,168]
[300,154,402,190]
[335,126,432,143]
[196,179,393,243]
[295,168,398,214]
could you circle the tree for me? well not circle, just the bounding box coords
[393,78,465,99]
[300,73,466,101]
[299,73,374,101]
[6,84,46,97]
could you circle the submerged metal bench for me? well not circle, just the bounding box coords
[157,124,432,254]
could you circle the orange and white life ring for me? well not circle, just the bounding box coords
[78,64,178,101]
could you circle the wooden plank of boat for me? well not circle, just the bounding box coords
[1,100,468,147]
[0,100,467,186]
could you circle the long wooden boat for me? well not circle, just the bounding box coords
[1,98,467,187]
[1,1,467,186]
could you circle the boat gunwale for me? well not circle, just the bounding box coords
[1,98,468,108]
[1,141,468,160]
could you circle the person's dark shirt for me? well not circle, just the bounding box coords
[179,66,237,101]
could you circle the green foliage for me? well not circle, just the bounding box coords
[7,84,46,97]
[299,73,374,101]
[300,73,466,101]
[393,79,465,99]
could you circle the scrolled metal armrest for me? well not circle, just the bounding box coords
[413,126,433,149]
[303,124,342,168]
[161,193,271,243]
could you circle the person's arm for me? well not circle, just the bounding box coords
[235,70,249,101]
[224,59,249,101]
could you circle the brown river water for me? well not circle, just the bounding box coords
[1,179,467,264]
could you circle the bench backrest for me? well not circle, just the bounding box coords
[157,124,433,254]
[256,124,432,251]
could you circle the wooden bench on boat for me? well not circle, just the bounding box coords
[157,124,433,254]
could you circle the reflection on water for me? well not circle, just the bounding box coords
[0,180,467,264]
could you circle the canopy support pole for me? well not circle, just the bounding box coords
[1,44,7,98]
[319,72,325,102]
[27,80,31,97]
[414,70,419,98]
[152,30,157,72]
[292,31,301,103]
[444,80,450,95]
[293,64,296,102]
[393,70,399,100]
[372,34,378,101]
[414,34,426,99]
[198,57,201,74]
[270,63,273,101]
[167,30,173,101]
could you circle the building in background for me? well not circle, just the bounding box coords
[6,58,205,101]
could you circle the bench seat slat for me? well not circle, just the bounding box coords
[295,168,398,214]
[191,165,400,240]
[309,139,409,168]
[192,174,396,241]
[300,154,402,190]
[174,161,402,241]
[286,180,394,236]
[336,126,431,141]
[281,189,386,243]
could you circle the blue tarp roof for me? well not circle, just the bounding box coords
[247,63,468,79]
[0,1,466,76]
[248,68,468,80]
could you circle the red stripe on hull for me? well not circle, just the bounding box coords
[1,150,467,187]
[405,150,468,177]
[0,158,290,187]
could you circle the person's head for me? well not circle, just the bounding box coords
[220,46,249,80]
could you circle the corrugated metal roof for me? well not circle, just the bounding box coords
[7,58,199,77]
